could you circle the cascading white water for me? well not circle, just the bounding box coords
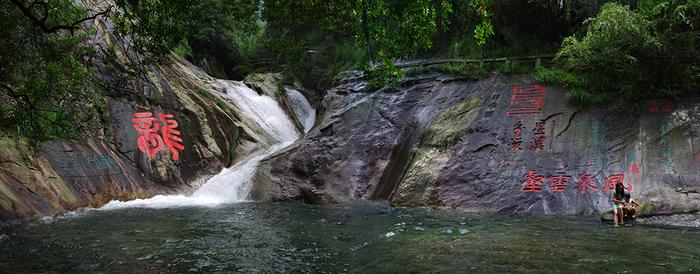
[190,141,292,202]
[285,88,316,133]
[220,81,300,143]
[100,80,314,209]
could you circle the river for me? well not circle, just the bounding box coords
[0,201,699,272]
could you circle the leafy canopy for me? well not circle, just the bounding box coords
[0,0,250,143]
[553,1,699,105]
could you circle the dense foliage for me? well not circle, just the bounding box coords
[222,0,500,90]
[0,0,255,143]
[550,1,699,105]
[0,0,103,142]
[2,0,697,143]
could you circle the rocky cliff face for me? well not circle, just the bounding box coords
[0,56,296,226]
[0,2,297,226]
[252,71,700,216]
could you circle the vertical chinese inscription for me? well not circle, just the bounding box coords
[529,120,546,152]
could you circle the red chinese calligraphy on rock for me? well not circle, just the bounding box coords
[529,120,546,152]
[574,172,597,194]
[521,170,545,192]
[602,174,629,192]
[649,100,673,113]
[547,173,571,192]
[506,84,546,117]
[661,99,672,112]
[648,101,660,113]
[511,120,524,151]
[132,112,185,160]
[132,112,164,159]
[630,163,639,174]
[530,136,545,151]
[159,113,185,160]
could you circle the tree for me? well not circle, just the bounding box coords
[554,1,699,103]
[1,0,105,142]
[0,0,247,142]
[261,0,494,89]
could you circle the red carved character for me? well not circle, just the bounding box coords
[602,174,624,192]
[132,112,163,159]
[574,172,597,194]
[511,121,524,151]
[630,163,639,174]
[547,173,571,192]
[532,121,546,135]
[661,99,672,112]
[159,113,185,160]
[530,135,545,152]
[521,170,545,192]
[648,101,660,113]
[506,84,546,117]
[529,120,546,152]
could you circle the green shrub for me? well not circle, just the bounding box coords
[534,66,584,87]
[365,60,404,90]
[495,59,532,75]
[229,140,238,162]
[554,1,699,105]
[565,89,608,107]
[172,42,193,59]
[0,1,103,143]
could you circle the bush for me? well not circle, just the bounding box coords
[0,1,103,143]
[565,89,607,107]
[554,1,699,105]
[495,59,532,75]
[365,60,404,90]
[195,88,240,120]
[534,66,584,87]
[438,63,489,79]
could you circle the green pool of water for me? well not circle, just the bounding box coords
[0,201,698,273]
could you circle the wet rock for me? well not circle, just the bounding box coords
[252,71,700,216]
[636,212,700,228]
[0,9,277,226]
[244,73,305,133]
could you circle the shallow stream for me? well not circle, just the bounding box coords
[1,201,698,273]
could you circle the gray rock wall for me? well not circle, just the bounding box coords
[252,72,700,216]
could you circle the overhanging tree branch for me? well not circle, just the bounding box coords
[9,0,112,34]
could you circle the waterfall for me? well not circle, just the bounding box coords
[285,88,316,133]
[218,81,300,143]
[100,80,314,209]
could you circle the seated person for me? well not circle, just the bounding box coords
[622,192,641,219]
[611,182,628,227]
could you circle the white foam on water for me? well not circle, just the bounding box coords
[98,80,313,209]
[218,80,300,143]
